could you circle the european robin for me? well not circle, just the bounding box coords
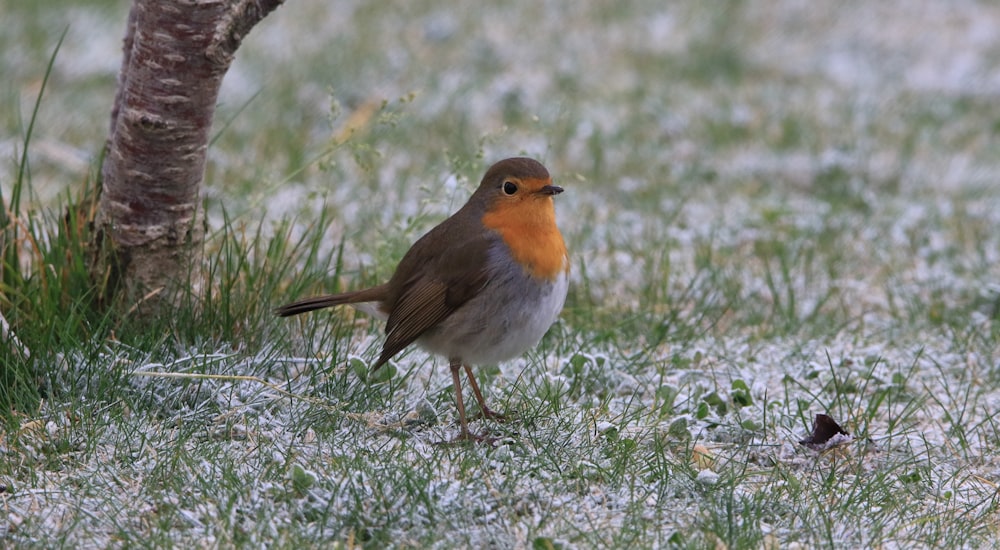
[277,157,569,441]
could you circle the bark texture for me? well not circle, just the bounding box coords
[93,0,285,314]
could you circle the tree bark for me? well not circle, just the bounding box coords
[92,0,285,315]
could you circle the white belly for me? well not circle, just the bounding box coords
[419,262,569,365]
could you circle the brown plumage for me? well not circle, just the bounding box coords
[278,157,568,441]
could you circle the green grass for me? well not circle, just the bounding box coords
[3,0,1000,548]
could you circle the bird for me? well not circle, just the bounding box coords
[277,157,569,441]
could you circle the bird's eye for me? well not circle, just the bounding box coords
[502,181,518,195]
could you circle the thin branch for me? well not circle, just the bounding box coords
[128,369,340,411]
[207,0,288,65]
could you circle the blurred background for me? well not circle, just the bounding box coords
[3,0,999,321]
[4,3,1000,546]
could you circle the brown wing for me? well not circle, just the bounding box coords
[373,270,489,369]
[372,238,491,369]
[369,197,495,370]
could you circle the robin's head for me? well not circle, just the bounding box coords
[477,157,568,280]
[474,157,563,212]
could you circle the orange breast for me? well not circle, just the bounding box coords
[481,195,568,282]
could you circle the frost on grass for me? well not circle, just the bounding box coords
[5,0,1000,547]
[6,312,999,547]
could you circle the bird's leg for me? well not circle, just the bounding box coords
[449,361,475,441]
[463,364,507,422]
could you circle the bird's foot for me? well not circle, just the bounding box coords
[434,428,499,446]
[472,406,508,423]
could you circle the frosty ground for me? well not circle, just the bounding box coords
[3,1,1000,547]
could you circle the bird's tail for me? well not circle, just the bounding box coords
[275,284,389,317]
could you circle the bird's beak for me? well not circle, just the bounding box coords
[539,185,564,196]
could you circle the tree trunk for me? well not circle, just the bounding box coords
[92,0,285,315]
